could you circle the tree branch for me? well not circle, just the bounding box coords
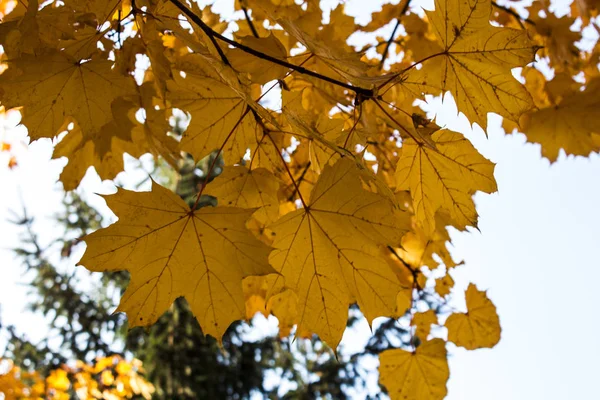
[168,0,230,65]
[387,246,423,291]
[491,1,536,27]
[168,0,374,98]
[241,6,260,38]
[379,0,413,70]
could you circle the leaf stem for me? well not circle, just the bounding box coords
[191,108,250,211]
[373,100,421,144]
[266,131,309,209]
[377,51,446,92]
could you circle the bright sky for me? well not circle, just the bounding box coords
[2,0,600,398]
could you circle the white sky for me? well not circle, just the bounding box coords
[2,0,600,398]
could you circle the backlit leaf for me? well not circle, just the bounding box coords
[401,0,537,128]
[79,181,275,341]
[267,157,411,347]
[395,128,497,232]
[445,283,501,349]
[0,51,136,140]
[379,339,449,400]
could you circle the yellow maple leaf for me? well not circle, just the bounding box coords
[361,3,400,32]
[267,157,411,347]
[166,54,259,163]
[228,33,289,84]
[379,339,449,400]
[435,273,455,297]
[445,283,501,349]
[275,17,373,88]
[64,0,124,26]
[530,13,581,71]
[53,128,126,191]
[521,76,600,162]
[79,181,275,341]
[412,310,438,339]
[395,128,497,232]
[242,275,270,320]
[0,50,135,140]
[205,166,281,225]
[400,0,537,128]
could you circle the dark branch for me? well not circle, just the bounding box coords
[379,0,413,69]
[387,246,423,291]
[241,6,260,38]
[168,0,374,98]
[168,0,230,65]
[491,1,536,26]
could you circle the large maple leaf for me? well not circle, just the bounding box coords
[166,54,260,163]
[401,0,537,128]
[267,157,411,347]
[379,339,449,400]
[0,50,136,140]
[395,128,497,232]
[521,76,600,161]
[79,181,275,340]
[445,283,501,349]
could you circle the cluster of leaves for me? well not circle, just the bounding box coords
[0,355,153,400]
[3,190,423,399]
[0,0,597,398]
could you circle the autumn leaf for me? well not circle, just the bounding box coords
[395,128,497,232]
[275,17,373,87]
[205,166,281,225]
[445,283,501,349]
[79,181,275,341]
[52,124,133,191]
[1,0,597,389]
[399,0,537,128]
[0,50,136,141]
[435,274,455,297]
[521,76,600,162]
[396,216,459,270]
[228,33,289,84]
[65,0,124,26]
[166,53,260,163]
[379,339,449,400]
[412,310,437,339]
[530,12,581,71]
[267,157,411,347]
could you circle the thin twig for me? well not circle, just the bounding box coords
[387,246,422,291]
[492,1,536,26]
[241,6,259,38]
[168,0,230,64]
[373,100,421,144]
[267,131,308,209]
[287,162,312,202]
[191,108,250,210]
[379,0,413,70]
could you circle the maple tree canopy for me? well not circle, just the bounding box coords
[0,0,597,397]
